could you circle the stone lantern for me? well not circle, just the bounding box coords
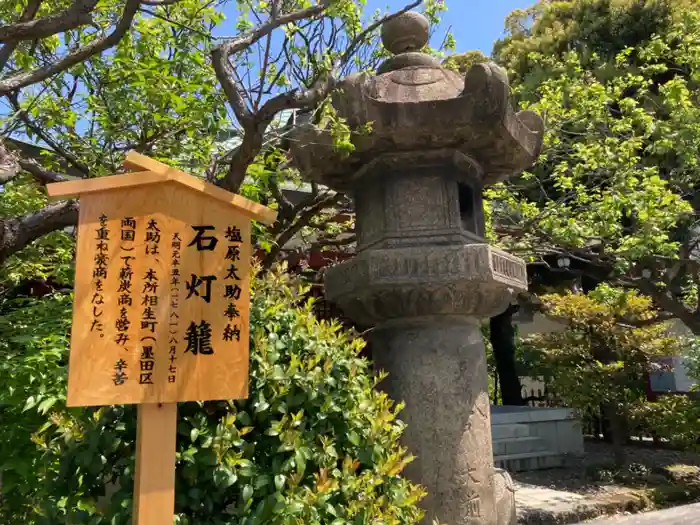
[289,11,544,525]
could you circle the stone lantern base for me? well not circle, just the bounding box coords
[323,243,527,525]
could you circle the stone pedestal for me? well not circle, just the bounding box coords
[372,318,495,525]
[324,241,527,525]
[493,469,516,525]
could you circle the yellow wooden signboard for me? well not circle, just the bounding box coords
[47,152,277,525]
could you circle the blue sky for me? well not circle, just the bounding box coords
[218,0,536,56]
[365,0,535,54]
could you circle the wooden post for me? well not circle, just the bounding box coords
[133,403,178,525]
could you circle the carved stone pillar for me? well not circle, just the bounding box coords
[287,10,544,525]
[372,318,495,525]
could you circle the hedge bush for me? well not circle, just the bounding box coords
[0,267,424,524]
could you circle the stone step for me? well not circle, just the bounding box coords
[492,436,548,456]
[494,451,564,472]
[491,422,531,441]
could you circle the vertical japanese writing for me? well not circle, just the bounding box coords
[113,359,128,386]
[145,218,161,255]
[115,217,136,353]
[139,345,155,384]
[168,232,182,383]
[183,225,218,355]
[222,225,243,343]
[185,321,214,355]
[90,214,109,337]
[139,217,161,384]
[141,268,159,333]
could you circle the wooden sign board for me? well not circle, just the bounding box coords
[48,153,277,406]
[49,153,277,525]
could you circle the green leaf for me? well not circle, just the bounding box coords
[213,465,238,488]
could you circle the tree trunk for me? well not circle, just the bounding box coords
[490,304,525,406]
[0,200,78,265]
[604,402,627,467]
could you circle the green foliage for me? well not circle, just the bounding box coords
[684,338,700,384]
[494,0,687,82]
[442,51,488,75]
[523,285,680,414]
[0,267,424,524]
[0,175,74,286]
[629,394,700,449]
[488,0,700,295]
[0,293,73,521]
[1,0,228,285]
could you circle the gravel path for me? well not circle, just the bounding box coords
[512,441,700,498]
[577,503,700,524]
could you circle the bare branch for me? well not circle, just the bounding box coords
[634,277,700,334]
[0,0,98,44]
[0,200,78,265]
[309,233,356,252]
[339,0,422,66]
[268,175,294,216]
[212,0,334,125]
[17,158,68,183]
[617,312,675,328]
[8,92,91,175]
[0,0,42,71]
[213,1,426,192]
[255,32,273,110]
[141,0,182,5]
[262,192,343,269]
[220,74,336,192]
[0,0,141,96]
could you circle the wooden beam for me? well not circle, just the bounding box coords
[133,403,178,525]
[47,171,161,199]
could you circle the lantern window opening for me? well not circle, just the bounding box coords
[457,182,478,235]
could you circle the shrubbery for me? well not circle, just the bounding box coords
[0,267,424,524]
[522,285,683,462]
[629,395,700,449]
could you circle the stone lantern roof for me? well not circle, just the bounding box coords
[289,11,544,191]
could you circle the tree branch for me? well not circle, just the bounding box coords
[309,233,356,252]
[0,0,42,71]
[634,277,700,334]
[262,192,343,269]
[17,158,68,183]
[211,0,333,125]
[213,0,425,193]
[0,139,19,185]
[0,200,79,265]
[617,312,675,328]
[0,0,98,44]
[0,0,141,96]
[219,75,336,192]
[8,92,91,175]
[339,0,422,66]
[141,0,182,5]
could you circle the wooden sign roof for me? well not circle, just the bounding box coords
[47,151,278,226]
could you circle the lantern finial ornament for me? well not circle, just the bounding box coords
[381,11,430,54]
